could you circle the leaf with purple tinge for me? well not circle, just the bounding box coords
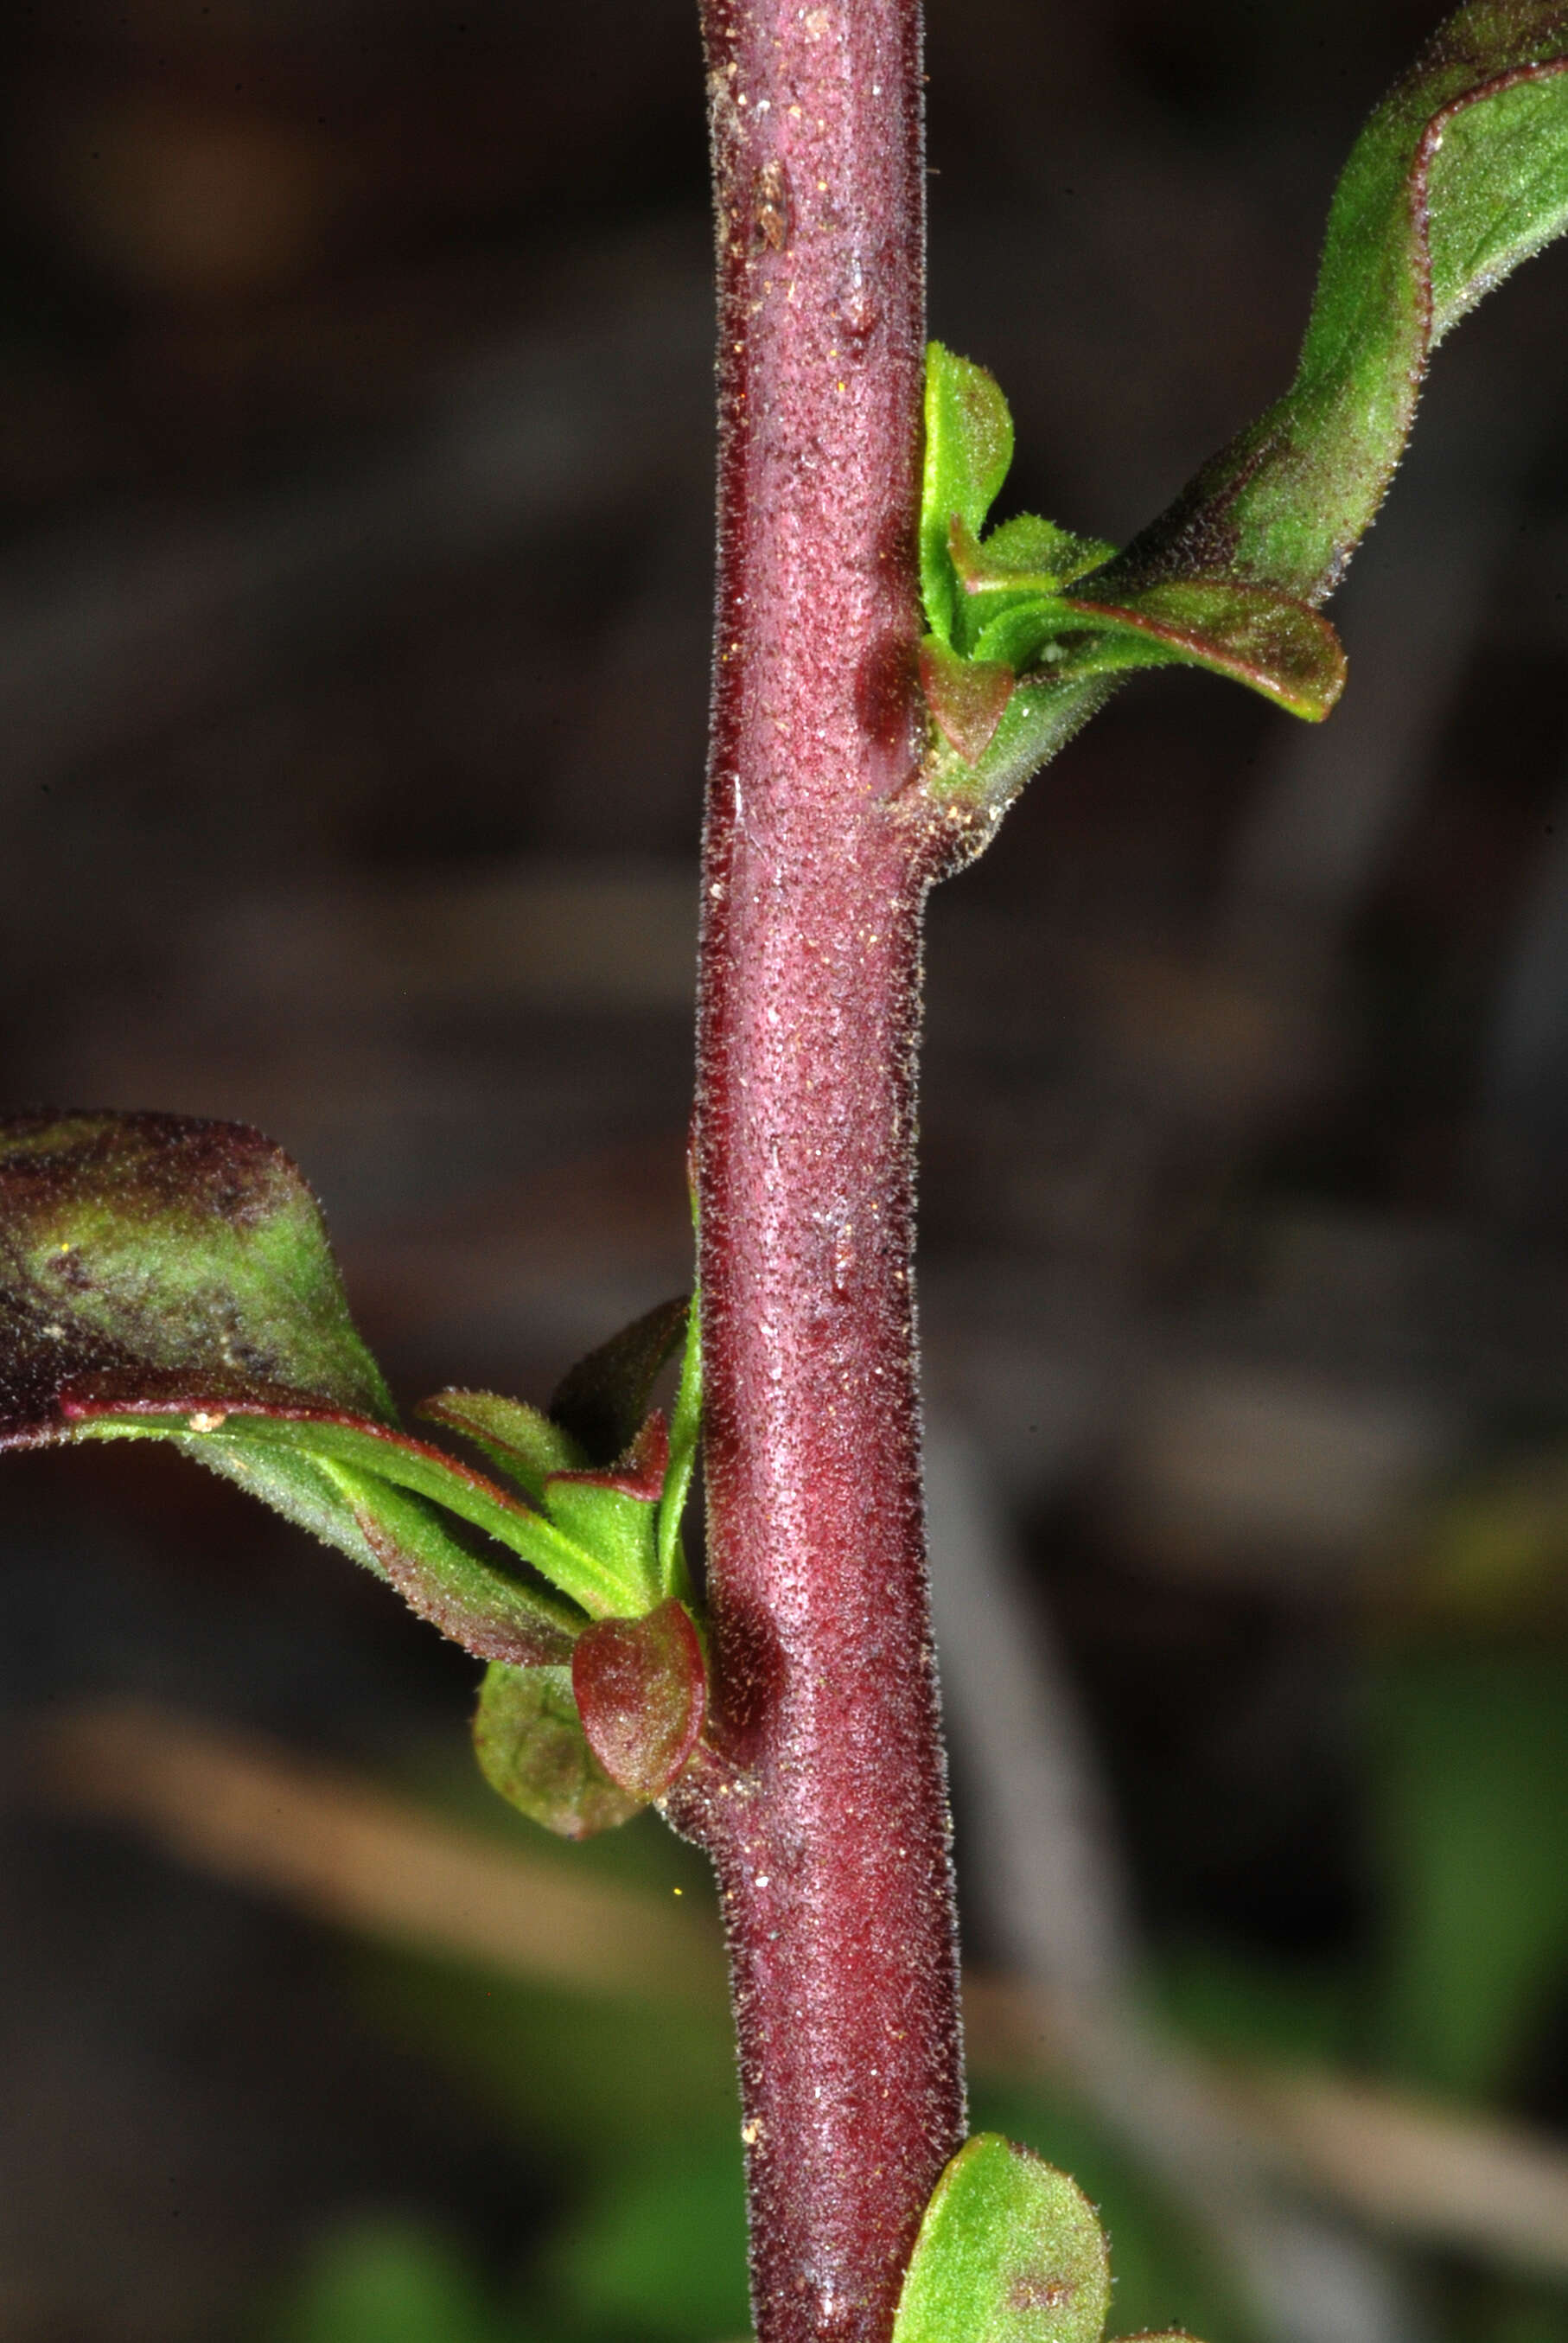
[0,1110,393,1433]
[548,1293,690,1465]
[551,1409,671,1504]
[316,1458,576,1665]
[473,1660,642,1840]
[429,1382,694,1610]
[0,1110,621,1644]
[1036,578,1347,722]
[417,1388,585,1503]
[919,361,1342,788]
[1111,0,1568,605]
[572,1597,707,1801]
[919,3,1568,825]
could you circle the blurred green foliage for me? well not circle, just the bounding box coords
[262,1612,1568,2343]
[271,2222,514,2343]
[1370,1648,1568,2100]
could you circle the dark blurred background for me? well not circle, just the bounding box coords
[3,3,1568,2340]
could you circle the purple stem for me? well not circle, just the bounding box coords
[669,5,966,2342]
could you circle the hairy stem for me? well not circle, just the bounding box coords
[673,5,966,2342]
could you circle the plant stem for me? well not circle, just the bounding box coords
[672,5,965,2342]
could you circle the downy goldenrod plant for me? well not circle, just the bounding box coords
[4,5,1568,2338]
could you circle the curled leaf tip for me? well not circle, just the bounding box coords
[1059,579,1348,721]
[1119,0,1568,606]
[548,1293,689,1465]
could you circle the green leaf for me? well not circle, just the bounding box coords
[1049,579,1346,721]
[0,1110,615,1642]
[186,1434,576,1665]
[892,2134,1112,2343]
[62,1401,621,1620]
[314,1458,584,1664]
[918,359,1342,813]
[472,1660,643,1840]
[1114,3,1568,606]
[229,1414,622,1603]
[415,1388,585,1503]
[571,1598,708,1801]
[426,1306,699,1610]
[930,571,1341,782]
[1429,53,1568,336]
[921,343,1015,649]
[656,1276,702,1599]
[71,1408,585,1657]
[973,2079,1251,2343]
[549,1293,690,1466]
[919,5,1568,837]
[952,511,1117,598]
[0,1110,393,1431]
[948,511,1117,657]
[542,1412,669,1617]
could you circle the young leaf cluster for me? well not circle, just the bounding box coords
[917,345,1346,803]
[918,0,1568,839]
